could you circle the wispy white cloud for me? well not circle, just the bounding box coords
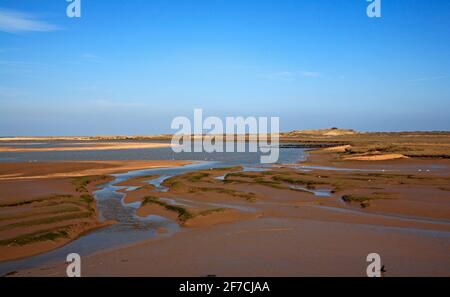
[409,75,448,83]
[265,71,297,82]
[90,99,147,108]
[263,70,321,81]
[300,71,321,78]
[0,8,58,33]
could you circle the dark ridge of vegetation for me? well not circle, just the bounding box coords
[138,174,160,180]
[142,196,194,222]
[253,178,283,188]
[0,205,81,222]
[361,173,410,179]
[0,195,74,208]
[118,175,159,186]
[0,212,92,231]
[80,194,95,211]
[186,172,211,182]
[222,172,284,189]
[0,227,71,246]
[72,175,109,193]
[405,154,450,159]
[187,186,256,201]
[34,199,91,209]
[161,178,180,188]
[226,172,261,179]
[271,175,321,189]
[208,166,242,172]
[197,208,227,217]
[133,184,156,191]
[80,194,94,203]
[341,195,373,208]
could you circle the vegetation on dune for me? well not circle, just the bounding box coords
[341,195,374,208]
[72,175,109,193]
[0,227,71,246]
[141,197,230,223]
[0,194,74,208]
[186,186,256,201]
[116,174,159,187]
[0,176,105,248]
[186,172,211,182]
[160,171,258,201]
[0,212,93,231]
[197,208,227,217]
[208,166,242,172]
[0,205,81,222]
[271,175,322,190]
[341,193,392,208]
[142,196,194,222]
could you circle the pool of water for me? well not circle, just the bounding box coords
[0,141,303,164]
[290,185,332,197]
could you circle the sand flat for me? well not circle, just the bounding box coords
[14,218,450,277]
[0,142,172,153]
[0,160,192,180]
[0,160,192,262]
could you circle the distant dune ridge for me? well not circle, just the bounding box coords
[1,128,450,160]
[286,128,357,136]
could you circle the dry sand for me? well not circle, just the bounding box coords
[344,153,408,161]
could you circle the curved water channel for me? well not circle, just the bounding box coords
[0,148,304,275]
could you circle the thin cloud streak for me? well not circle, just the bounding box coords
[263,70,321,81]
[300,71,321,78]
[409,75,448,83]
[0,8,58,33]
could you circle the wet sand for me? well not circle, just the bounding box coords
[2,147,450,276]
[0,160,192,262]
[0,160,191,181]
[14,218,450,277]
[0,142,172,153]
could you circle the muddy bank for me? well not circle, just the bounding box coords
[0,160,191,180]
[0,160,192,262]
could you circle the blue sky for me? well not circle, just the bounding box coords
[0,0,449,135]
